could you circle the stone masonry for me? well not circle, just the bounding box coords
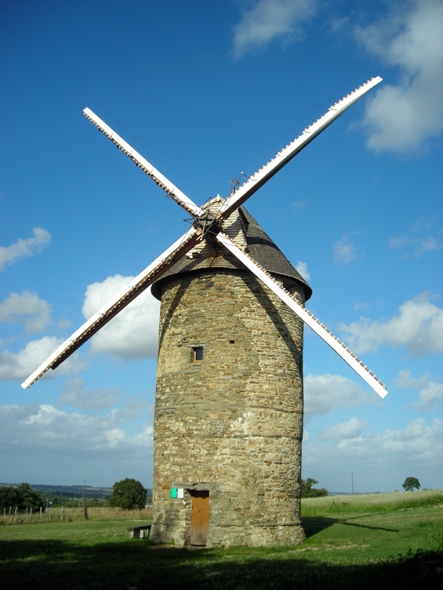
[149,201,310,547]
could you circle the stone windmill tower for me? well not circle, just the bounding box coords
[150,202,311,546]
[22,78,387,547]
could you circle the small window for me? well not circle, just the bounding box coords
[192,346,204,362]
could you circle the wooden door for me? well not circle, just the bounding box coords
[190,490,210,546]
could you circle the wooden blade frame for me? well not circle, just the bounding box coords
[216,233,387,398]
[219,77,382,219]
[22,77,386,396]
[83,108,205,219]
[21,228,200,388]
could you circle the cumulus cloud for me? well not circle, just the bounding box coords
[0,291,51,333]
[0,336,86,381]
[232,0,318,58]
[0,403,153,459]
[321,417,368,440]
[355,0,443,153]
[372,418,443,463]
[58,377,122,410]
[82,275,160,360]
[303,417,443,490]
[395,369,443,411]
[389,217,443,257]
[0,228,51,271]
[333,234,360,265]
[340,293,443,355]
[412,381,443,412]
[304,373,372,418]
[0,274,160,381]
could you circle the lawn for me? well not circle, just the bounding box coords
[1,490,442,589]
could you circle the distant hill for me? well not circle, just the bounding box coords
[1,483,112,501]
[1,483,152,502]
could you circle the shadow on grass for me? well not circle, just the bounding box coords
[1,538,441,590]
[302,515,399,538]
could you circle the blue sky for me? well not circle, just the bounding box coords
[1,0,442,494]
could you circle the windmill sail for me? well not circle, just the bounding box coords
[21,227,200,389]
[219,77,382,219]
[216,232,387,398]
[22,77,387,396]
[83,108,204,218]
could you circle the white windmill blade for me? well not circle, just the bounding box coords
[219,77,382,220]
[21,227,201,389]
[216,232,387,398]
[83,108,204,219]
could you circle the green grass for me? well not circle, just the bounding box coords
[1,491,442,589]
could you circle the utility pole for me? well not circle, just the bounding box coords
[83,480,88,520]
[351,472,354,495]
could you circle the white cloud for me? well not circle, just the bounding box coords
[355,0,443,153]
[0,274,160,382]
[303,417,443,491]
[374,418,443,463]
[333,234,359,265]
[292,199,308,211]
[340,292,443,355]
[0,291,51,333]
[321,417,368,440]
[0,228,51,271]
[57,378,122,410]
[412,381,443,412]
[389,217,443,257]
[0,336,85,381]
[0,403,153,459]
[82,275,160,360]
[304,373,372,418]
[232,0,318,58]
[395,370,443,412]
[295,261,310,281]
[394,369,428,389]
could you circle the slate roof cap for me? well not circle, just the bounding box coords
[151,206,312,301]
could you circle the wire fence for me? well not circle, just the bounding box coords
[1,505,153,525]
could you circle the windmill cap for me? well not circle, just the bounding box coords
[151,206,312,301]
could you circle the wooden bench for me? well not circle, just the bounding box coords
[127,524,152,539]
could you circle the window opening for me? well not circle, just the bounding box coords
[192,346,204,362]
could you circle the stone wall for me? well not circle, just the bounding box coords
[150,269,306,547]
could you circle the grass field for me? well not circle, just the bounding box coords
[1,490,442,589]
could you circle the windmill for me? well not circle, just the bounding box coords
[22,77,387,547]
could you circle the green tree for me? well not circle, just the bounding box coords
[108,478,147,509]
[301,478,328,498]
[0,486,20,511]
[16,483,45,511]
[0,483,45,512]
[402,477,421,492]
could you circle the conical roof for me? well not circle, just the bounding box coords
[151,202,312,301]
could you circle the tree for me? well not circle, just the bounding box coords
[402,477,421,492]
[108,478,147,509]
[0,486,20,511]
[0,483,45,512]
[301,478,328,498]
[16,483,45,512]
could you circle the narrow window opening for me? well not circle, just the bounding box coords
[192,346,204,362]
